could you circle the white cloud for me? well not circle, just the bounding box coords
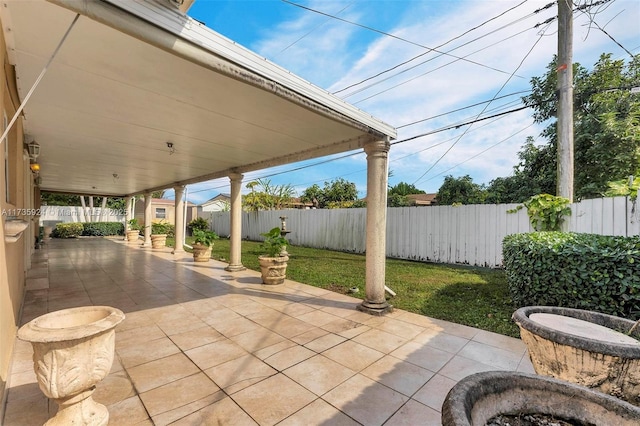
[189,0,639,202]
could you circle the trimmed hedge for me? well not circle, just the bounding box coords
[82,222,124,236]
[52,222,124,238]
[51,222,84,238]
[503,232,640,320]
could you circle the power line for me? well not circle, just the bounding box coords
[411,25,548,185]
[351,26,535,103]
[397,90,531,129]
[274,2,355,58]
[421,123,536,184]
[281,0,525,80]
[333,0,534,95]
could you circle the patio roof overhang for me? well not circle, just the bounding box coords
[1,0,396,198]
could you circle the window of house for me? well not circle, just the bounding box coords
[155,207,166,219]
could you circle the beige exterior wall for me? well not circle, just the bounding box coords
[134,198,197,227]
[0,18,34,412]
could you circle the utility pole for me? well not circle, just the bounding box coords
[557,0,574,202]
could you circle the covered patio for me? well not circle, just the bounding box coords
[4,238,533,425]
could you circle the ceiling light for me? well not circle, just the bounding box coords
[167,142,175,155]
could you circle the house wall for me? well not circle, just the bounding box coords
[0,19,32,415]
[133,199,197,227]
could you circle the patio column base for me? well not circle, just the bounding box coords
[357,301,393,316]
[225,264,246,272]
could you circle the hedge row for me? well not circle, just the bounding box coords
[52,222,124,238]
[503,232,640,320]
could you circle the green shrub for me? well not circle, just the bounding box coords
[188,217,209,233]
[152,221,174,237]
[508,194,571,231]
[193,229,219,247]
[82,222,124,236]
[51,222,84,238]
[503,232,640,319]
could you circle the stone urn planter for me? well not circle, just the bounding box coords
[513,306,640,405]
[192,243,212,262]
[258,255,289,285]
[441,371,640,426]
[18,306,125,426]
[150,234,167,249]
[125,230,140,242]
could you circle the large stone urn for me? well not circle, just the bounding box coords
[258,255,288,285]
[192,243,212,262]
[513,306,640,405]
[441,371,640,426]
[18,306,125,425]
[150,234,167,249]
[125,229,140,242]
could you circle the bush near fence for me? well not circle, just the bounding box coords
[81,222,124,236]
[51,223,84,238]
[52,222,124,238]
[503,232,640,319]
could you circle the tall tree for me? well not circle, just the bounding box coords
[523,54,640,199]
[388,182,426,207]
[243,179,295,211]
[436,175,486,205]
[485,137,557,204]
[300,178,359,208]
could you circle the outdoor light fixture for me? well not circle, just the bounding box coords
[27,140,40,161]
[30,163,40,172]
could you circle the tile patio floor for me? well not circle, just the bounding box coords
[3,237,534,425]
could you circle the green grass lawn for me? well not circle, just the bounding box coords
[171,237,519,337]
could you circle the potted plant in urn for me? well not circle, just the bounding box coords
[126,219,141,242]
[150,221,171,249]
[258,227,288,285]
[192,229,219,262]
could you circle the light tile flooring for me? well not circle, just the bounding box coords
[3,237,534,425]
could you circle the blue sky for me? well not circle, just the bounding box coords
[171,0,640,204]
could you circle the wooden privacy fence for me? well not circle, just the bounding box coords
[209,196,640,268]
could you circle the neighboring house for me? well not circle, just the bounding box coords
[200,193,230,212]
[133,198,197,226]
[288,197,314,209]
[407,193,438,206]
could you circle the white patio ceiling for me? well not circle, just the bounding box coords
[1,0,396,197]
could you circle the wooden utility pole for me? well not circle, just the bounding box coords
[557,0,574,202]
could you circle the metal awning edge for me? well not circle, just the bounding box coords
[47,0,397,140]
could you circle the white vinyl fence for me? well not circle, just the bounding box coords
[39,206,126,224]
[210,196,639,268]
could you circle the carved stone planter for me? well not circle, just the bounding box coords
[513,306,640,405]
[18,306,125,425]
[442,371,640,425]
[125,230,140,242]
[258,255,288,285]
[192,243,212,262]
[150,234,167,249]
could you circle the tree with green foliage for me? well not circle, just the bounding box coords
[485,137,557,204]
[522,53,640,200]
[301,178,359,208]
[436,175,486,205]
[387,182,425,207]
[243,179,295,211]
